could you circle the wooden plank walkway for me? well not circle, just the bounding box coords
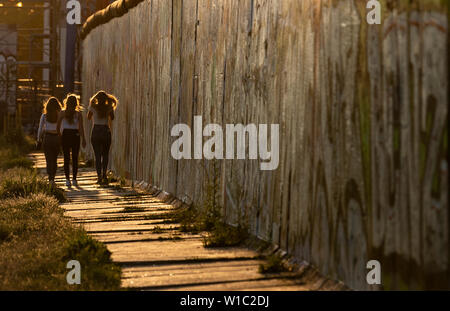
[31,152,338,291]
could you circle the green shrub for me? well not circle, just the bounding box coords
[175,205,202,233]
[62,230,121,290]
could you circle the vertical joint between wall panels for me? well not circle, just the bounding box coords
[249,0,254,34]
[192,0,199,124]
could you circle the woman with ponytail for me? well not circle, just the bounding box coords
[57,94,86,187]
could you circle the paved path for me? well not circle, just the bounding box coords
[31,152,339,291]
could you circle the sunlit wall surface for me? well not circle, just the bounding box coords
[81,0,448,290]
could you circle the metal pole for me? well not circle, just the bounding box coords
[43,1,50,88]
[64,22,77,95]
[49,0,58,95]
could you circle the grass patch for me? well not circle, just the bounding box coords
[172,161,248,247]
[0,194,121,290]
[0,129,121,290]
[0,168,66,203]
[258,254,286,274]
[62,230,121,290]
[0,131,67,204]
[203,222,248,248]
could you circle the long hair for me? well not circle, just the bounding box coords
[62,93,82,124]
[43,97,62,123]
[89,91,118,118]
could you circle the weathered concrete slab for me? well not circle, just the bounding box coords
[32,152,330,290]
[121,260,298,289]
[90,231,199,244]
[162,279,311,292]
[108,239,260,264]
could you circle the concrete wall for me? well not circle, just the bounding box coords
[81,0,448,290]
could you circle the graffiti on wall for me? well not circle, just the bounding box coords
[81,0,448,290]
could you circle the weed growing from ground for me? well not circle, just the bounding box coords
[173,160,249,247]
[258,254,287,274]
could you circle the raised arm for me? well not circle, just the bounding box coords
[108,95,117,122]
[87,93,97,121]
[108,95,118,106]
[87,108,93,121]
[109,109,115,121]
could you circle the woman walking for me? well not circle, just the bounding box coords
[37,97,62,185]
[87,91,118,184]
[57,94,86,187]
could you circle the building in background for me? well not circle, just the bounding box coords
[0,0,107,132]
[0,24,17,116]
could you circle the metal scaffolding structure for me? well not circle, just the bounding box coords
[0,0,81,132]
[0,0,108,132]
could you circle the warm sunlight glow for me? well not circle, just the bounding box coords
[16,1,23,7]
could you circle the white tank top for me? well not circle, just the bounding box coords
[62,112,79,130]
[37,113,57,141]
[42,114,57,131]
[89,107,109,125]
